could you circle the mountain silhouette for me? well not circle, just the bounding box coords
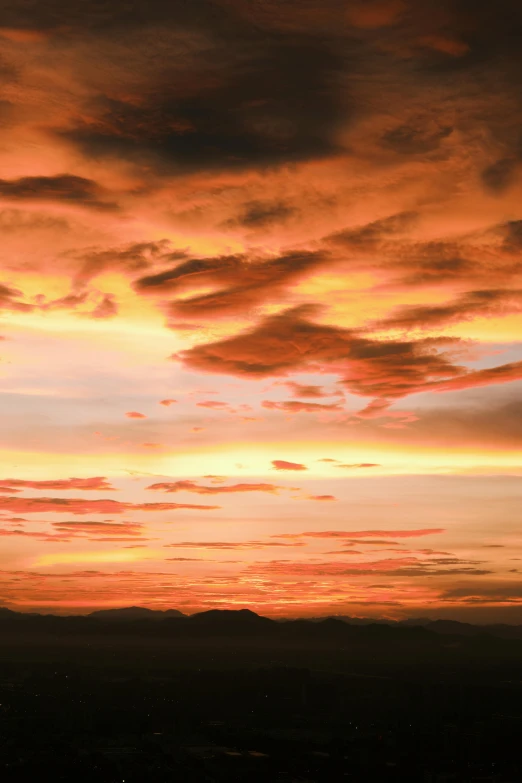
[189,608,274,625]
[186,608,276,636]
[89,606,185,621]
[1,606,522,644]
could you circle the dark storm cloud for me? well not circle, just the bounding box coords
[481,157,519,193]
[0,175,118,211]
[502,220,522,251]
[381,123,453,155]
[225,200,298,228]
[60,39,347,175]
[0,0,237,32]
[328,211,417,250]
[438,0,522,66]
[4,0,522,181]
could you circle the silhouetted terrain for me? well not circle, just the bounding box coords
[313,614,522,641]
[89,606,186,621]
[2,608,522,780]
[3,606,522,684]
[3,605,522,646]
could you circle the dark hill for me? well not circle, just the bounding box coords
[189,608,272,623]
[1,607,522,645]
[187,608,276,635]
[89,606,185,621]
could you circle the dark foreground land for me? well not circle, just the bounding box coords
[1,608,522,781]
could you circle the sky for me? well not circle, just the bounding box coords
[0,0,522,622]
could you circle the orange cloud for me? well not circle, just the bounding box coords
[0,477,115,491]
[89,294,118,319]
[335,463,381,469]
[146,481,290,495]
[164,540,306,550]
[246,551,490,578]
[0,283,33,312]
[0,497,220,515]
[376,289,522,331]
[433,360,522,394]
[136,251,328,320]
[0,528,70,542]
[176,306,463,403]
[273,529,445,540]
[262,400,343,413]
[271,460,308,471]
[178,305,522,410]
[49,521,147,542]
[279,381,343,399]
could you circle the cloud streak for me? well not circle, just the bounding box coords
[146,480,291,495]
[0,496,220,515]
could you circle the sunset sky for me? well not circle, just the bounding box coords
[1,0,522,621]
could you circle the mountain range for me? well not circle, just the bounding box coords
[1,605,522,641]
